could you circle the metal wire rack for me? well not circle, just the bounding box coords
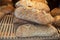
[0,15,16,39]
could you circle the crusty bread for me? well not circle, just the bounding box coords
[14,7,54,24]
[54,15,60,26]
[16,24,58,37]
[51,8,60,17]
[15,1,49,12]
[0,4,14,14]
[19,0,47,4]
[31,0,48,4]
[0,12,5,20]
[1,0,12,5]
[32,2,50,12]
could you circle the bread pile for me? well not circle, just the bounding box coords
[0,0,59,38]
[14,0,58,37]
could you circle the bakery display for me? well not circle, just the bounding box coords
[0,0,60,39]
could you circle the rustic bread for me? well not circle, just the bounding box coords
[51,8,60,17]
[0,12,5,20]
[31,0,48,4]
[14,7,54,24]
[15,1,49,12]
[54,15,60,26]
[1,0,12,5]
[16,24,58,37]
[0,4,14,14]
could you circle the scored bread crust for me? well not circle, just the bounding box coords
[15,0,49,12]
[16,24,58,37]
[14,7,54,24]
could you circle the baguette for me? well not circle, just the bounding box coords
[15,1,49,12]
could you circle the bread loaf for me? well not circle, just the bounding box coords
[0,12,5,20]
[16,24,58,37]
[31,0,48,4]
[54,15,60,26]
[15,1,49,12]
[19,0,47,4]
[51,8,60,17]
[14,7,54,24]
[0,4,14,14]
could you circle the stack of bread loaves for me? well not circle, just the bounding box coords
[14,0,58,37]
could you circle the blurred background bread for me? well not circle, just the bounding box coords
[51,8,60,17]
[0,4,14,14]
[0,12,5,20]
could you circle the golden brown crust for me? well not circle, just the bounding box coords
[15,0,49,12]
[0,4,14,14]
[51,8,60,17]
[54,15,60,26]
[0,12,5,20]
